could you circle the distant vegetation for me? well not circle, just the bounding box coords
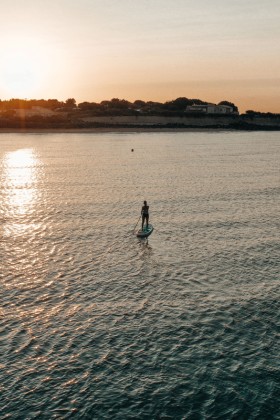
[0,96,279,117]
[78,98,239,115]
[0,98,76,111]
[0,97,240,114]
[245,110,280,118]
[0,97,279,130]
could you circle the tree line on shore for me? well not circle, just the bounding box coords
[0,97,279,121]
[0,97,239,114]
[0,97,280,129]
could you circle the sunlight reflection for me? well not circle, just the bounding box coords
[3,149,40,236]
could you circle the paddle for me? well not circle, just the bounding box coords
[133,214,141,232]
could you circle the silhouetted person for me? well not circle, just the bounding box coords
[141,200,149,230]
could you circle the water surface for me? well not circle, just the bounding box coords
[0,131,279,419]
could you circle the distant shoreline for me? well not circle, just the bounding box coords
[0,127,235,134]
[0,126,279,134]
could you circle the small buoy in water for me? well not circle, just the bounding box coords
[131,149,134,152]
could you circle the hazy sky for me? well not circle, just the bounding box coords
[0,0,279,112]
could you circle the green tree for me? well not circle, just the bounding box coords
[65,98,76,108]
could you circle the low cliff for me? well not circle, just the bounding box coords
[1,112,280,130]
[79,114,280,130]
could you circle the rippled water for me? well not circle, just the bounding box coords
[0,131,279,419]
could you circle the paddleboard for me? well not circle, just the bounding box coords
[136,224,154,238]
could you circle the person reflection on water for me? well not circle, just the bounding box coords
[141,200,149,231]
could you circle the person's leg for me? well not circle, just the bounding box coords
[142,215,144,230]
[146,215,149,228]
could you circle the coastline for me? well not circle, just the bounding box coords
[0,127,234,134]
[1,111,280,133]
[1,125,280,134]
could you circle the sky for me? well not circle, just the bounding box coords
[0,0,279,113]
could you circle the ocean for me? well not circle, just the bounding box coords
[0,131,279,419]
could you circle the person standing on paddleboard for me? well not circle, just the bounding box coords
[141,200,149,230]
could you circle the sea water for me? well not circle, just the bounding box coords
[0,131,279,419]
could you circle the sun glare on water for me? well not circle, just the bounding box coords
[0,39,49,98]
[3,149,41,237]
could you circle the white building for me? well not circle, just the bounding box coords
[186,103,238,115]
